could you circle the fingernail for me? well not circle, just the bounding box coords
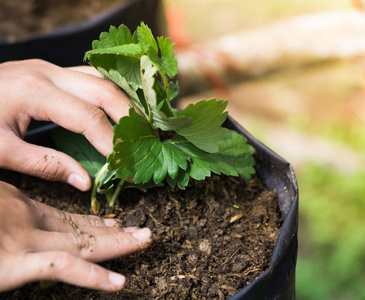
[132,228,152,243]
[67,173,89,191]
[108,272,126,287]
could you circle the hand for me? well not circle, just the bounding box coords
[0,181,152,292]
[0,59,130,191]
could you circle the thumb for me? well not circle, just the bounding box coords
[0,134,91,191]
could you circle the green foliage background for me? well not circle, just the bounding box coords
[297,165,365,300]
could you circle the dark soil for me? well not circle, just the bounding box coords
[0,170,282,299]
[0,0,127,42]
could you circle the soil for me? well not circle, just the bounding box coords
[0,170,282,299]
[0,0,127,42]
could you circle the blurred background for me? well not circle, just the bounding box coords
[163,0,365,299]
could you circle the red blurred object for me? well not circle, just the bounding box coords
[164,3,192,49]
[352,0,364,9]
[164,3,230,98]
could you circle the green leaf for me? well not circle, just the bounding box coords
[168,81,180,101]
[85,25,144,90]
[108,108,190,184]
[146,36,178,78]
[51,128,106,178]
[85,44,143,58]
[166,168,190,189]
[88,54,142,91]
[171,131,255,186]
[175,99,230,153]
[135,23,177,78]
[93,25,133,48]
[78,22,257,208]
[96,67,146,116]
[84,25,142,59]
[137,23,158,53]
[140,56,192,130]
[85,23,179,122]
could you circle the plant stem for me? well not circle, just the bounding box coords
[146,98,153,125]
[160,71,170,101]
[91,162,109,213]
[108,179,125,207]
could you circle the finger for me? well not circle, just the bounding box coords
[25,84,114,157]
[67,66,102,77]
[30,227,152,262]
[2,251,126,292]
[12,60,127,123]
[0,132,91,191]
[50,65,130,123]
[40,214,139,236]
[31,200,122,228]
[34,203,132,234]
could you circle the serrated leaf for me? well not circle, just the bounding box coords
[140,56,192,130]
[166,168,190,189]
[112,107,156,143]
[146,36,178,78]
[171,131,255,184]
[51,127,106,178]
[175,99,230,153]
[88,54,141,90]
[158,37,178,77]
[168,81,180,101]
[85,25,144,90]
[108,108,190,184]
[80,22,257,208]
[85,44,143,58]
[85,25,143,62]
[137,23,158,52]
[93,25,133,49]
[96,67,146,116]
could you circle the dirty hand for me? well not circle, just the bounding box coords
[0,181,152,292]
[0,59,129,191]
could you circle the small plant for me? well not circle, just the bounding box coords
[54,23,256,213]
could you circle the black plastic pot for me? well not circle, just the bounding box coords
[0,0,164,67]
[24,116,298,300]
[225,117,298,300]
[0,0,164,135]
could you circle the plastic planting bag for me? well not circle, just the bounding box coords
[0,0,163,134]
[225,117,298,300]
[0,0,162,67]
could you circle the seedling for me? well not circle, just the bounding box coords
[54,23,256,213]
